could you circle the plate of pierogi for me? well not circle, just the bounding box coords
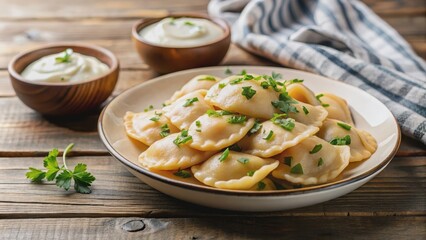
[98,66,400,211]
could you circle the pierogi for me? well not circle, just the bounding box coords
[123,72,377,191]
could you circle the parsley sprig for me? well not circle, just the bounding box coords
[25,143,96,194]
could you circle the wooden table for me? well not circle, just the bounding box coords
[1,0,425,239]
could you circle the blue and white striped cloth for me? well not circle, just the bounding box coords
[209,0,426,144]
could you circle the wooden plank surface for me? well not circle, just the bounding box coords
[0,0,425,238]
[0,0,424,19]
[0,156,424,218]
[1,216,425,240]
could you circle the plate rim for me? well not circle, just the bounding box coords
[98,66,401,196]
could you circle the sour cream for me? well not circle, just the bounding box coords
[139,17,224,48]
[21,48,109,83]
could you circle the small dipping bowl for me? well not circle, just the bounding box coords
[8,43,119,116]
[132,14,231,74]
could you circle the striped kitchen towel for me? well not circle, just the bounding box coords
[208,0,426,144]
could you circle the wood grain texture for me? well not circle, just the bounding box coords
[0,0,423,19]
[0,156,424,218]
[0,0,425,238]
[1,216,425,240]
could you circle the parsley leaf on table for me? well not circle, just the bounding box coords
[25,143,96,194]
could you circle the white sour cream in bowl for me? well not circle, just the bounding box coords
[139,17,225,48]
[21,48,110,83]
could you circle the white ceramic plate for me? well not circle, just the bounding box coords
[98,66,400,212]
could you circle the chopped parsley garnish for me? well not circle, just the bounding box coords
[144,105,154,112]
[330,135,351,145]
[149,116,160,122]
[219,83,227,89]
[285,79,304,85]
[271,91,299,114]
[26,143,95,194]
[227,115,247,124]
[241,86,257,99]
[290,163,304,174]
[263,130,274,141]
[184,21,195,26]
[271,114,295,131]
[272,71,282,80]
[150,111,162,122]
[173,169,191,178]
[225,67,233,75]
[337,122,352,131]
[260,81,270,89]
[195,120,201,128]
[248,121,262,135]
[302,106,309,115]
[247,170,256,176]
[159,124,170,137]
[173,130,192,147]
[183,97,199,107]
[55,48,73,63]
[317,158,324,167]
[230,77,243,85]
[243,74,254,80]
[206,109,233,117]
[229,143,242,152]
[219,148,230,162]
[315,93,330,107]
[260,75,281,92]
[284,156,292,167]
[239,69,247,75]
[257,181,266,190]
[316,93,324,101]
[196,129,201,132]
[198,76,216,81]
[237,158,249,164]
[230,74,254,85]
[309,144,323,154]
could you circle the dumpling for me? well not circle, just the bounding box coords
[248,178,277,191]
[272,136,350,185]
[239,119,319,157]
[317,93,354,125]
[163,90,213,130]
[168,75,221,103]
[205,75,279,119]
[139,132,215,170]
[123,110,179,146]
[286,102,328,127]
[316,119,377,162]
[191,151,279,190]
[188,111,255,151]
[287,83,321,106]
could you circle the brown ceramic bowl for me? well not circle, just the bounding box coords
[132,13,231,74]
[8,43,119,116]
